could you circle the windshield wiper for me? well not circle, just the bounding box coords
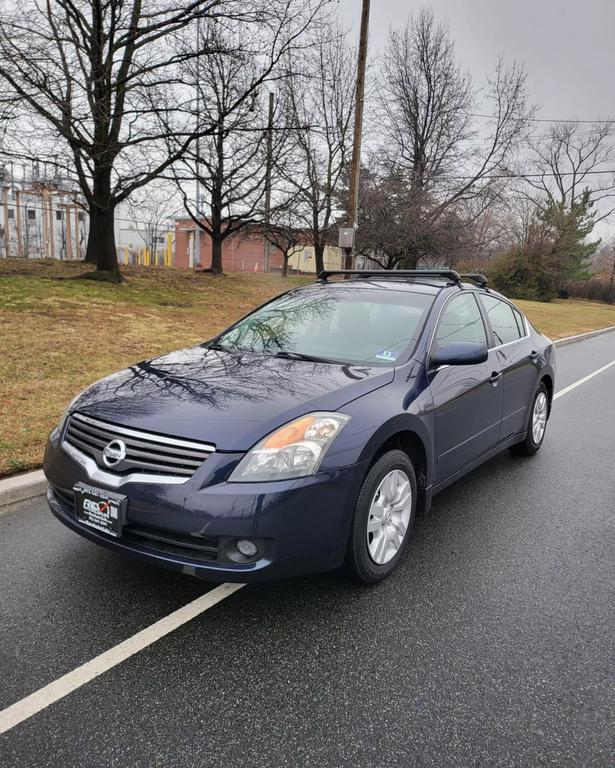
[207,345,341,364]
[273,350,343,365]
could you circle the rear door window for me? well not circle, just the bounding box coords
[480,295,523,346]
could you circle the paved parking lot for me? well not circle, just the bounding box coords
[1,333,614,767]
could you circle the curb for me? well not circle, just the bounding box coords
[553,325,615,347]
[1,324,614,510]
[0,470,47,512]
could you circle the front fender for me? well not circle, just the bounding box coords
[356,412,434,482]
[322,361,435,488]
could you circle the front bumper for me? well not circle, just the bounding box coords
[44,429,367,582]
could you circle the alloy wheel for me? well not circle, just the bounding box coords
[366,469,412,565]
[532,391,547,444]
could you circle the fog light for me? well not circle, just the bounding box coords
[236,539,258,558]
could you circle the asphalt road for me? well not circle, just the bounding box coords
[1,333,614,768]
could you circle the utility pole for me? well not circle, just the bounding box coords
[15,188,23,258]
[343,0,370,271]
[65,202,73,260]
[263,92,275,272]
[48,188,56,260]
[2,185,9,258]
[73,205,80,259]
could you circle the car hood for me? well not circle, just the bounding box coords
[72,346,394,451]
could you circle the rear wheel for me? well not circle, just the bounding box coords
[344,450,417,584]
[509,382,549,456]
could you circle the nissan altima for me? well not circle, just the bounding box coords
[44,270,555,583]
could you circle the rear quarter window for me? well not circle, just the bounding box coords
[512,307,527,337]
[480,295,523,346]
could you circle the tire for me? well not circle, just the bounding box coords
[509,381,549,456]
[344,449,417,584]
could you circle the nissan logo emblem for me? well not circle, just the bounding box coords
[102,439,127,467]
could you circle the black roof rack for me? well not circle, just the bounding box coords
[459,273,488,288]
[318,269,462,284]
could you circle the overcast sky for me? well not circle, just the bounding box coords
[338,0,615,121]
[338,0,615,236]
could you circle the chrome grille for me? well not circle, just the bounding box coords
[64,412,215,478]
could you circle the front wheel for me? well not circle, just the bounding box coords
[509,382,549,456]
[344,450,417,584]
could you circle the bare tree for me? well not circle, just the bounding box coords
[375,9,532,268]
[261,205,306,276]
[355,163,507,270]
[523,122,615,222]
[280,26,356,275]
[173,23,295,274]
[127,182,181,264]
[354,165,421,270]
[380,10,474,194]
[0,0,329,278]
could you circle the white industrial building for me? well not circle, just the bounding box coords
[0,162,174,265]
[0,162,88,260]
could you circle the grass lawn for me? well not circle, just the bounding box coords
[1,258,614,476]
[515,298,615,340]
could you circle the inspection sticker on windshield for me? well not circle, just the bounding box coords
[375,349,398,361]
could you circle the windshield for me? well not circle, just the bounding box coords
[214,286,434,366]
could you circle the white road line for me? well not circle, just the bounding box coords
[0,582,245,736]
[2,357,615,737]
[554,359,615,400]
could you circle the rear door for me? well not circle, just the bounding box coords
[429,292,504,483]
[478,294,539,440]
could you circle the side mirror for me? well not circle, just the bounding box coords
[431,342,489,368]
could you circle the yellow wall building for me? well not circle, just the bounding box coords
[287,244,343,274]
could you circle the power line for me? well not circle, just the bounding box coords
[456,128,614,145]
[440,169,615,181]
[469,113,614,124]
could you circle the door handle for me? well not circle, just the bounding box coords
[489,371,503,385]
[530,350,539,361]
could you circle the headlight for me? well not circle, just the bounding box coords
[229,412,350,482]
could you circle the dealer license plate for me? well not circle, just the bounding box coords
[73,483,127,538]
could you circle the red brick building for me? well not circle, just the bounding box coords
[175,219,285,272]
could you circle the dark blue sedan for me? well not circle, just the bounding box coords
[43,270,555,583]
